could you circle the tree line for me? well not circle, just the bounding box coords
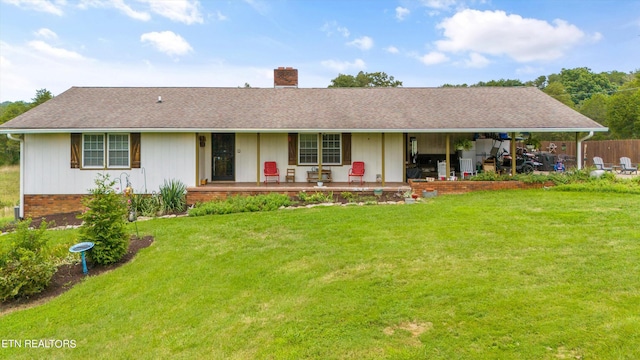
[0,89,53,165]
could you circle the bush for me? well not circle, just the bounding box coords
[129,193,162,217]
[0,219,56,301]
[78,174,129,265]
[189,193,291,217]
[297,191,334,204]
[159,179,187,214]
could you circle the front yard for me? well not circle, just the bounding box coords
[1,189,639,359]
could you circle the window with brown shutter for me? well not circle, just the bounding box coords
[70,133,81,168]
[288,133,297,165]
[131,133,141,168]
[342,133,351,165]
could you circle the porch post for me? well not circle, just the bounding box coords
[445,134,451,178]
[257,133,261,185]
[318,133,323,180]
[381,133,386,186]
[511,132,517,176]
[195,133,200,186]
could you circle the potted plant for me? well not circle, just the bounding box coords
[524,135,541,151]
[403,190,416,204]
[454,138,473,151]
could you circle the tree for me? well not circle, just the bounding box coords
[328,71,402,87]
[606,72,640,138]
[543,82,574,108]
[31,89,53,107]
[557,67,617,105]
[0,89,54,165]
[579,94,609,139]
[472,79,525,87]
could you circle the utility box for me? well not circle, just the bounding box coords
[14,206,20,221]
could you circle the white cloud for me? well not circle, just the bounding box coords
[385,46,399,54]
[3,0,64,15]
[320,59,366,72]
[243,0,269,16]
[420,0,457,10]
[418,51,449,65]
[347,36,374,50]
[395,6,410,21]
[139,0,203,24]
[27,40,87,60]
[435,9,585,62]
[464,52,490,68]
[212,10,227,21]
[0,55,11,68]
[34,28,58,39]
[78,0,150,21]
[140,31,193,56]
[321,21,350,37]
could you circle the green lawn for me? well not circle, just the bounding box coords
[0,165,19,221]
[1,190,639,359]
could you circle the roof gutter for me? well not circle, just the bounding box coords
[0,127,610,134]
[576,131,594,170]
[6,134,24,219]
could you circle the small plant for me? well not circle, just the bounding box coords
[159,179,187,214]
[0,219,56,301]
[78,174,129,265]
[129,193,162,217]
[298,191,334,204]
[341,192,356,203]
[189,193,291,217]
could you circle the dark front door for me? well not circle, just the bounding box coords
[211,133,235,181]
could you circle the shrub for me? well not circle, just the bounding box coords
[0,219,56,301]
[189,193,291,217]
[129,193,162,217]
[297,191,334,204]
[78,174,129,265]
[159,179,187,214]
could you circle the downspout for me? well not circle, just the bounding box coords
[7,133,24,219]
[576,131,594,170]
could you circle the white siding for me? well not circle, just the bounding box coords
[236,133,259,182]
[24,133,195,195]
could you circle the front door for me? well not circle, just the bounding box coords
[211,133,235,181]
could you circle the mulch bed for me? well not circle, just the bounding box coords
[1,235,154,314]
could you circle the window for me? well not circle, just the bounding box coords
[79,133,131,169]
[108,134,130,167]
[322,133,341,164]
[83,134,105,168]
[298,133,318,164]
[298,133,341,165]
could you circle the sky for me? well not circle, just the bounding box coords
[1,0,639,102]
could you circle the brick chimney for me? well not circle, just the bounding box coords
[274,67,298,88]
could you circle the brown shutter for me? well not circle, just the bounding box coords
[131,133,141,168]
[342,133,352,165]
[70,133,81,168]
[288,133,297,165]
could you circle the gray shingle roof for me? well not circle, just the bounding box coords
[0,86,607,133]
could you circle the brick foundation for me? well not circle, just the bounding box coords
[24,194,86,219]
[408,179,553,194]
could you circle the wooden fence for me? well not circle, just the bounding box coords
[540,140,640,167]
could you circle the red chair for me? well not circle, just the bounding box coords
[348,161,365,185]
[263,161,280,184]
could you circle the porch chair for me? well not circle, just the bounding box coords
[459,158,477,179]
[348,161,365,185]
[592,156,613,172]
[437,161,455,180]
[619,157,638,175]
[263,161,280,184]
[285,168,296,182]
